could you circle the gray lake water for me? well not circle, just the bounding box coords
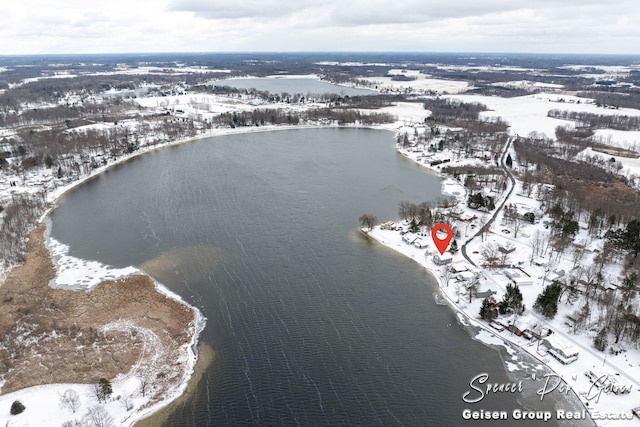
[49,128,587,426]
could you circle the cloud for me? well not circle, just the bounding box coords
[328,0,522,26]
[166,0,522,25]
[167,0,316,19]
[1,0,639,54]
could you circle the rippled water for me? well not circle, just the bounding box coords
[50,128,586,426]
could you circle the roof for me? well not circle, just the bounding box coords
[544,335,579,356]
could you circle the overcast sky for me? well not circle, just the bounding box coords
[2,0,638,55]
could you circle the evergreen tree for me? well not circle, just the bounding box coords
[486,196,495,211]
[593,327,608,352]
[95,378,113,403]
[533,280,563,319]
[480,296,498,321]
[498,284,523,315]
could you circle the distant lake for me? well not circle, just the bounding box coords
[219,76,377,96]
[50,128,586,426]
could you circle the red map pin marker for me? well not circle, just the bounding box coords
[431,223,453,255]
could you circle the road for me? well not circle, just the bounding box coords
[461,135,516,267]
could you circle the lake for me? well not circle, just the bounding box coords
[49,128,587,426]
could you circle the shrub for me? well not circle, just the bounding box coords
[10,400,25,415]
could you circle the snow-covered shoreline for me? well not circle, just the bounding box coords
[1,125,304,426]
[0,123,389,426]
[2,86,640,424]
[363,139,640,425]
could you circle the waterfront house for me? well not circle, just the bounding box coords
[413,238,429,249]
[402,233,419,245]
[543,335,579,364]
[433,253,453,265]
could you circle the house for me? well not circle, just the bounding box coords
[476,289,496,299]
[511,315,539,338]
[413,238,429,249]
[584,369,631,394]
[402,233,419,244]
[457,271,477,283]
[380,221,396,230]
[498,244,516,254]
[513,277,534,286]
[543,335,579,364]
[533,257,548,267]
[433,253,453,265]
[450,263,470,274]
[505,270,533,286]
[455,213,478,222]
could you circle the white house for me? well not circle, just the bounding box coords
[505,269,534,286]
[402,233,419,244]
[543,335,579,364]
[433,253,453,265]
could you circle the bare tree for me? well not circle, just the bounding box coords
[571,239,588,268]
[480,222,491,242]
[358,213,377,231]
[138,378,149,398]
[442,267,453,288]
[59,389,80,413]
[120,391,134,412]
[512,217,523,239]
[84,405,114,427]
[481,242,501,268]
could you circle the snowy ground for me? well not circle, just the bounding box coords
[369,222,640,425]
[366,138,640,426]
[359,74,470,94]
[0,301,205,427]
[448,92,640,140]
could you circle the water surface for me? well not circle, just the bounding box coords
[50,128,579,426]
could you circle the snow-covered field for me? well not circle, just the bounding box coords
[449,92,640,140]
[359,74,469,94]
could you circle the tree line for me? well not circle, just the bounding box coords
[548,109,640,132]
[213,107,395,128]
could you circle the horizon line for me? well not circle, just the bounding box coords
[2,51,640,58]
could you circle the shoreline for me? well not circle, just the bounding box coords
[0,123,394,426]
[0,224,205,426]
[363,143,640,425]
[6,121,629,424]
[363,227,594,419]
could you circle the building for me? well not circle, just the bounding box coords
[413,238,429,249]
[402,233,419,244]
[505,269,533,286]
[543,335,579,364]
[433,253,453,265]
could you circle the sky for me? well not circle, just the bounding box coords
[2,0,639,55]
